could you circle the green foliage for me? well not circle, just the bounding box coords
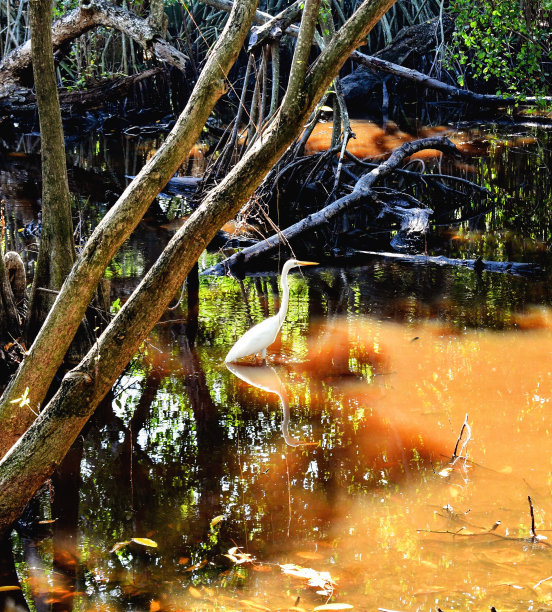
[447,0,552,97]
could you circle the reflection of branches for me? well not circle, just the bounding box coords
[418,525,551,548]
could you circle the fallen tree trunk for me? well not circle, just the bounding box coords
[348,51,516,106]
[204,136,461,275]
[0,0,187,95]
[0,67,168,116]
[201,0,516,108]
[354,250,543,277]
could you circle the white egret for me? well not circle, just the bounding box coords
[225,259,318,363]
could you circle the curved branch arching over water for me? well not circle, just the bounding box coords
[225,362,311,448]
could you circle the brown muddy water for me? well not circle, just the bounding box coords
[1,122,552,611]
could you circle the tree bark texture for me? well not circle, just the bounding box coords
[26,0,77,342]
[0,251,21,341]
[0,0,397,533]
[0,0,260,456]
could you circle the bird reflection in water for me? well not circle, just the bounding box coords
[225,362,313,447]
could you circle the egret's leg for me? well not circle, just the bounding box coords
[261,347,267,365]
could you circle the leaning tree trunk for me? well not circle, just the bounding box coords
[0,251,21,342]
[25,0,79,346]
[0,0,397,533]
[0,0,261,456]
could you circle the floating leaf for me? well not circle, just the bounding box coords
[251,564,273,572]
[110,540,130,553]
[150,601,161,611]
[0,586,21,592]
[296,551,323,560]
[210,515,225,529]
[225,546,255,565]
[313,605,354,611]
[280,564,336,596]
[189,586,202,599]
[131,538,158,548]
[178,556,190,565]
[184,559,207,572]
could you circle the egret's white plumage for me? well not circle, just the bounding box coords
[225,259,318,363]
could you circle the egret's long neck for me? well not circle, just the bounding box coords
[276,261,293,327]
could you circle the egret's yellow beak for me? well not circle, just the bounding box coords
[297,260,319,266]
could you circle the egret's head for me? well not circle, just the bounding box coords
[289,259,319,268]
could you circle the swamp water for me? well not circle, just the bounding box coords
[1,123,552,611]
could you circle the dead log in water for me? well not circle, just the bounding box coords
[354,250,543,277]
[204,136,462,276]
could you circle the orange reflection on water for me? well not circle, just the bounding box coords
[222,315,552,610]
[11,314,552,611]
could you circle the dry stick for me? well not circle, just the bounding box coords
[247,56,261,147]
[528,495,537,540]
[218,55,253,175]
[330,79,352,197]
[259,45,269,131]
[417,526,552,547]
[267,40,280,120]
[452,413,470,461]
[247,0,302,52]
[342,149,488,192]
[293,91,331,155]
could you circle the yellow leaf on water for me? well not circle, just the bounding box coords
[313,605,354,611]
[150,601,161,611]
[131,538,158,548]
[210,515,225,529]
[189,586,202,599]
[0,586,21,592]
[184,559,207,572]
